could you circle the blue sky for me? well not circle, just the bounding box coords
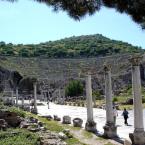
[0,0,145,48]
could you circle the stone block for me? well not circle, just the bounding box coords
[58,132,68,140]
[0,119,7,130]
[62,116,71,124]
[54,115,61,121]
[124,139,131,145]
[0,111,22,127]
[20,121,30,128]
[73,118,83,127]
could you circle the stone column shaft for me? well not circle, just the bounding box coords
[129,56,145,145]
[103,65,117,138]
[132,65,144,130]
[22,96,24,107]
[85,74,96,132]
[11,91,14,105]
[104,69,114,123]
[11,91,13,98]
[33,83,37,111]
[86,75,93,122]
[16,88,18,106]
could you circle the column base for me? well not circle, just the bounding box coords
[85,120,97,133]
[21,105,24,109]
[129,129,145,145]
[103,122,117,138]
[31,108,38,114]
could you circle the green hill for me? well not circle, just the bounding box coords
[0,34,144,58]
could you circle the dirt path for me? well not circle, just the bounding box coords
[70,129,123,145]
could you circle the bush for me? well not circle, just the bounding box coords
[65,80,83,97]
[142,97,145,103]
[8,107,26,118]
[112,97,118,102]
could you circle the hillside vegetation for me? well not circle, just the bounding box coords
[0,34,144,58]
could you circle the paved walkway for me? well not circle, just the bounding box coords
[37,102,140,141]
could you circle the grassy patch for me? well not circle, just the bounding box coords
[65,137,86,145]
[63,124,81,131]
[25,112,63,132]
[96,136,107,141]
[24,112,85,145]
[119,104,133,110]
[8,106,26,118]
[0,128,39,145]
[0,103,85,145]
[82,130,93,139]
[38,118,63,132]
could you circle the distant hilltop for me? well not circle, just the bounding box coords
[0,34,145,95]
[0,34,144,58]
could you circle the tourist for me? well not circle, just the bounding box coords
[122,108,129,125]
[113,106,118,125]
[47,100,50,109]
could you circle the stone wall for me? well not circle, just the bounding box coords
[1,54,145,95]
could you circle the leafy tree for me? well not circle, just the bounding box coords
[19,48,29,57]
[0,34,143,58]
[65,80,83,97]
[0,41,6,47]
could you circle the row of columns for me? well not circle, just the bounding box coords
[14,56,145,144]
[85,56,145,145]
[15,82,38,114]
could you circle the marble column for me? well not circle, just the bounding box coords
[103,65,117,138]
[129,56,145,145]
[33,82,38,114]
[22,96,24,108]
[16,87,19,107]
[11,90,14,105]
[58,89,61,104]
[11,90,13,98]
[85,74,96,133]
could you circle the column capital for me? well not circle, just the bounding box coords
[103,64,111,72]
[129,56,142,66]
[86,72,92,77]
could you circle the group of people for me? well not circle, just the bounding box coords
[113,107,129,125]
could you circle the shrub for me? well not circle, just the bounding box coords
[8,107,26,118]
[65,80,83,97]
[112,97,118,102]
[142,97,145,103]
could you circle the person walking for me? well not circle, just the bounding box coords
[122,108,129,125]
[47,100,50,109]
[113,106,118,125]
